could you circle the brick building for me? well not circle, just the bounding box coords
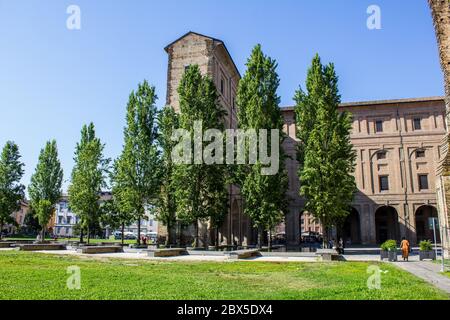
[164,31,446,246]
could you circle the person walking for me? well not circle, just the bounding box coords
[400,237,410,261]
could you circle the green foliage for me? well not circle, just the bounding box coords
[112,80,162,244]
[295,54,356,240]
[28,140,63,237]
[236,44,288,247]
[0,141,25,239]
[100,198,131,231]
[22,208,41,235]
[419,240,433,251]
[33,199,52,229]
[173,65,228,247]
[155,106,179,245]
[68,123,110,243]
[381,239,398,251]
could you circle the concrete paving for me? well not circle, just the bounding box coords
[36,249,319,262]
[393,260,450,294]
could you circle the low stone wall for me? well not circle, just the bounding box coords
[147,248,187,257]
[225,249,260,260]
[315,249,342,261]
[0,242,15,248]
[18,244,66,251]
[77,246,123,254]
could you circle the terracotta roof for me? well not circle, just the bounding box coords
[280,96,445,112]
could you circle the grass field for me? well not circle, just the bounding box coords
[0,251,448,300]
[4,237,137,245]
[433,259,450,278]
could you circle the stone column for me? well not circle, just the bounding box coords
[429,0,450,257]
[368,205,377,244]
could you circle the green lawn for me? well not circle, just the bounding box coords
[433,259,450,278]
[4,237,137,245]
[0,251,447,300]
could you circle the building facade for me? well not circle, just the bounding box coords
[164,31,446,246]
[54,196,78,237]
[283,98,446,245]
[429,0,450,257]
[4,200,29,235]
[53,193,159,238]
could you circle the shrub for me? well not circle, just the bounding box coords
[419,240,433,251]
[381,240,397,251]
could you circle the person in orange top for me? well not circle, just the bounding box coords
[400,237,410,261]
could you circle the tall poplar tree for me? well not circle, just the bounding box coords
[173,65,228,248]
[156,106,179,246]
[236,45,288,249]
[112,80,162,245]
[68,123,109,244]
[0,141,25,239]
[28,140,63,241]
[295,54,356,245]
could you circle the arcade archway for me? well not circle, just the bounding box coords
[415,205,440,243]
[375,206,400,244]
[342,207,361,245]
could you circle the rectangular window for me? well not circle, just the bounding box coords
[377,152,387,160]
[418,174,429,190]
[416,150,425,158]
[379,176,389,191]
[413,118,422,130]
[220,78,224,94]
[375,120,383,133]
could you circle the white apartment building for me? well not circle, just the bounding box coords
[53,193,158,238]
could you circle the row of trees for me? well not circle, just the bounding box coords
[0,45,355,248]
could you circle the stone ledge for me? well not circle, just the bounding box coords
[77,246,123,254]
[147,248,187,257]
[315,249,342,261]
[225,249,260,260]
[18,244,66,251]
[0,242,15,248]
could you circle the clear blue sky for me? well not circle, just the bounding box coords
[0,0,444,192]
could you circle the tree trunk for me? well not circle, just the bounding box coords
[215,227,219,250]
[323,226,329,249]
[87,225,90,245]
[165,220,170,247]
[177,221,181,247]
[257,226,263,249]
[194,220,199,248]
[268,229,272,252]
[41,226,45,243]
[137,218,141,245]
[121,223,125,245]
[0,220,3,240]
[79,221,84,243]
